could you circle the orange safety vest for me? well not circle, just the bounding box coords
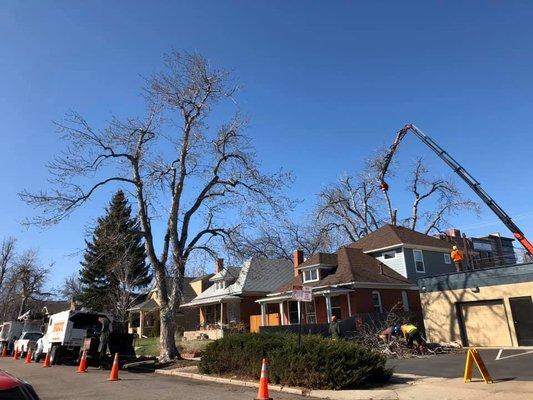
[451,249,464,262]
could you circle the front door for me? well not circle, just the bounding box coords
[509,297,533,346]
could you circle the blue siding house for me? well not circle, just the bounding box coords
[349,224,456,282]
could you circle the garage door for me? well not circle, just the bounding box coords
[459,300,512,347]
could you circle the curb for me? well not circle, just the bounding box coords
[155,368,405,399]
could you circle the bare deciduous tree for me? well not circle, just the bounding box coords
[60,273,82,301]
[0,237,16,291]
[20,51,290,361]
[12,250,50,317]
[226,217,335,261]
[402,158,480,234]
[316,174,383,241]
[317,155,479,243]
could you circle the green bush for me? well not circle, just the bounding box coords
[199,333,391,390]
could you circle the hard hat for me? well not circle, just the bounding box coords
[452,245,458,250]
[392,325,401,335]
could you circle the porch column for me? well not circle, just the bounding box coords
[297,301,301,322]
[325,295,332,323]
[220,302,224,326]
[139,311,145,337]
[260,303,267,326]
[279,302,285,325]
[346,293,352,317]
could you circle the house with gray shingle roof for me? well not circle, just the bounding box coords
[180,257,293,338]
[257,246,420,327]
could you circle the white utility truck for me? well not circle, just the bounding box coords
[0,321,23,352]
[41,309,111,365]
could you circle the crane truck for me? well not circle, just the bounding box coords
[379,123,533,258]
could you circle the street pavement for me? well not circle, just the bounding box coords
[388,348,533,381]
[0,358,305,400]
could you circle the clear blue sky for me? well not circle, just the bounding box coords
[1,1,533,289]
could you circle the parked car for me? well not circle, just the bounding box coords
[0,370,40,399]
[14,332,43,357]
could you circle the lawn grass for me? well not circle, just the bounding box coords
[134,336,212,357]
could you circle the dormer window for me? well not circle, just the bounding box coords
[215,281,225,290]
[303,268,319,283]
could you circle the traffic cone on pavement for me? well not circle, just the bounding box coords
[77,350,88,373]
[108,353,120,381]
[24,350,32,364]
[42,352,51,368]
[255,358,272,400]
[13,347,19,360]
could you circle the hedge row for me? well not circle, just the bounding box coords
[198,333,391,390]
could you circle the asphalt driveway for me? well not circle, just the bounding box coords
[388,348,533,381]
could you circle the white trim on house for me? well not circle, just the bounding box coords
[363,243,451,254]
[413,249,426,273]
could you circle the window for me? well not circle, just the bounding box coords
[288,301,299,324]
[330,296,342,320]
[413,249,425,273]
[305,301,316,324]
[215,281,225,290]
[401,290,409,311]
[444,253,451,264]
[383,250,396,259]
[372,291,383,313]
[303,268,319,283]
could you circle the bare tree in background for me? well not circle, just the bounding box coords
[0,237,16,291]
[317,155,479,243]
[60,274,82,301]
[20,51,290,361]
[12,250,50,317]
[227,217,335,261]
[402,158,480,234]
[316,173,383,241]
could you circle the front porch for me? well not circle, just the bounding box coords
[128,298,160,338]
[181,296,242,340]
[257,287,354,328]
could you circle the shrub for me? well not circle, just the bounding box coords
[199,333,391,390]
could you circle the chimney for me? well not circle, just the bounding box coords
[215,258,224,273]
[446,228,461,239]
[293,250,304,277]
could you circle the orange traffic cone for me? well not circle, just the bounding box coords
[13,347,19,361]
[108,353,120,381]
[1,346,7,357]
[24,350,32,364]
[77,350,88,373]
[255,358,272,400]
[42,352,51,368]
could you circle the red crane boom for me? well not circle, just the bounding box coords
[379,123,533,257]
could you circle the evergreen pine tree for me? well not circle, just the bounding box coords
[79,190,151,313]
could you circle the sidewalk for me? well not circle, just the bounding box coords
[156,367,533,400]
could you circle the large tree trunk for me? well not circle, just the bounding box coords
[159,304,180,361]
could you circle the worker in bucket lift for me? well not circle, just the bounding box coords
[450,245,464,271]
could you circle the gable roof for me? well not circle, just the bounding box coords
[181,258,293,307]
[349,224,453,252]
[298,253,338,268]
[274,247,411,293]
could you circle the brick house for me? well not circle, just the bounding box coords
[181,258,293,339]
[349,224,456,282]
[257,246,420,327]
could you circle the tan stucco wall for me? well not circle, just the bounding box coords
[421,281,533,347]
[190,280,204,296]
